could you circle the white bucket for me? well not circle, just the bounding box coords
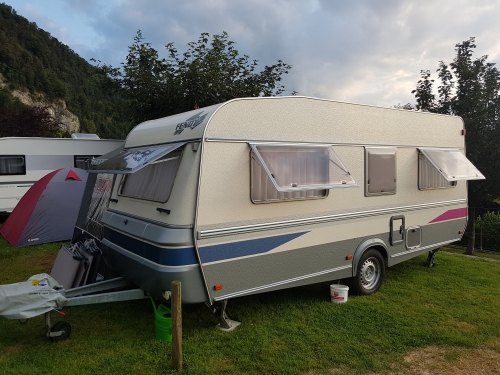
[330,284,349,303]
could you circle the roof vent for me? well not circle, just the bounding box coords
[71,133,100,139]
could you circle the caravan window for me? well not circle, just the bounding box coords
[74,155,99,170]
[418,148,485,182]
[250,143,357,203]
[418,151,456,190]
[89,142,187,203]
[365,148,397,196]
[119,151,182,203]
[90,141,186,174]
[251,152,328,203]
[0,156,26,175]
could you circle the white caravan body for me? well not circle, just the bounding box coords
[0,137,123,212]
[93,97,483,304]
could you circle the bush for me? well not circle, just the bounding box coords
[0,105,61,137]
[475,211,500,251]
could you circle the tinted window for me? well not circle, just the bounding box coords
[0,156,26,175]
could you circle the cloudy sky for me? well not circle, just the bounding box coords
[6,0,500,108]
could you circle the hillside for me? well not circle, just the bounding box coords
[0,3,130,139]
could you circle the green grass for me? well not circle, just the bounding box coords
[1,237,500,374]
[442,245,500,261]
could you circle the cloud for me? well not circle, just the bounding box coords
[86,0,309,65]
[60,0,99,14]
[11,0,500,108]
[18,4,75,46]
[280,0,500,106]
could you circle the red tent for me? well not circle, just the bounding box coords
[0,168,88,247]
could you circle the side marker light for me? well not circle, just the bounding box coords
[214,284,223,291]
[346,255,353,261]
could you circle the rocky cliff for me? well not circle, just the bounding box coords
[0,73,80,134]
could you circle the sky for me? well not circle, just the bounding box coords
[5,0,500,108]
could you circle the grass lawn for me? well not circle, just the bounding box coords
[1,237,500,375]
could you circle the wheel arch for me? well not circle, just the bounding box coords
[352,238,388,277]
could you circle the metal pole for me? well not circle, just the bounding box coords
[45,312,51,338]
[467,207,475,255]
[171,281,182,370]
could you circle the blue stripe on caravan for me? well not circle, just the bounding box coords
[103,227,198,266]
[199,232,309,263]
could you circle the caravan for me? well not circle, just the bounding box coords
[92,96,483,327]
[0,135,123,212]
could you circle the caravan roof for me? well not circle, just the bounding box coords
[123,96,465,150]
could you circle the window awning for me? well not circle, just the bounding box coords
[250,143,358,192]
[418,148,485,181]
[89,141,187,174]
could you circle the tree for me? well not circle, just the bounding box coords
[475,211,500,251]
[97,31,292,124]
[411,70,435,111]
[0,87,25,112]
[411,37,500,207]
[0,3,131,139]
[393,103,415,110]
[0,105,61,137]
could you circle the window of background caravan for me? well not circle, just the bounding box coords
[365,147,397,196]
[250,144,357,203]
[118,150,182,203]
[74,155,100,170]
[418,151,456,190]
[0,156,26,175]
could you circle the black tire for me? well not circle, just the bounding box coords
[350,249,385,295]
[50,321,71,342]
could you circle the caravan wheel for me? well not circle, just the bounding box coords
[350,249,385,295]
[49,321,71,342]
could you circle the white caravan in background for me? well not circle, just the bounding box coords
[0,135,123,212]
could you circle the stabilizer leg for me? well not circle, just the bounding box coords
[426,249,439,268]
[206,300,240,331]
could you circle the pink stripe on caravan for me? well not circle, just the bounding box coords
[429,207,468,223]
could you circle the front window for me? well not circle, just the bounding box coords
[89,141,188,203]
[118,151,182,203]
[90,141,186,174]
